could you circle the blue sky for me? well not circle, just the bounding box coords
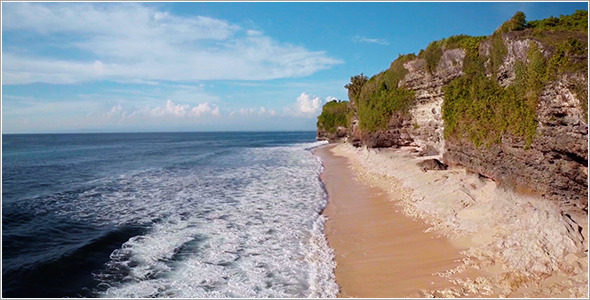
[2,1,587,133]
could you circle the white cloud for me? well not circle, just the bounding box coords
[106,100,220,121]
[325,96,338,102]
[191,102,219,117]
[106,104,125,119]
[296,92,323,115]
[2,3,342,85]
[246,29,263,36]
[233,106,278,117]
[352,35,389,46]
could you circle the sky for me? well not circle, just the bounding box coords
[2,1,588,133]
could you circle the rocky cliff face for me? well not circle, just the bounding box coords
[317,125,348,143]
[337,33,588,212]
[347,49,466,151]
[444,72,588,211]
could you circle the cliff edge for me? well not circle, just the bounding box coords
[317,10,588,213]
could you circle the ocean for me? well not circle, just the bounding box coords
[1,132,337,298]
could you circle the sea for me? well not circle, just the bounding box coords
[1,132,338,298]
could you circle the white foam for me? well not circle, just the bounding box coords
[60,141,341,297]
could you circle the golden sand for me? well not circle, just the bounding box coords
[315,143,588,298]
[315,145,468,297]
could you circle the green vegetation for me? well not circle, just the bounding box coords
[317,100,349,133]
[489,33,508,76]
[344,73,369,104]
[443,10,587,148]
[443,34,487,56]
[353,54,416,132]
[444,40,555,148]
[423,40,444,74]
[527,10,588,32]
[547,38,587,76]
[495,11,527,34]
[572,82,588,121]
[338,10,587,147]
[418,35,487,74]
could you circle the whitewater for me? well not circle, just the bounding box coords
[2,132,338,297]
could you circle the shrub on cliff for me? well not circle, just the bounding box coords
[418,35,486,74]
[443,41,551,148]
[345,73,369,104]
[317,100,349,134]
[443,34,487,56]
[423,40,444,74]
[356,54,416,132]
[495,11,527,34]
[527,10,588,32]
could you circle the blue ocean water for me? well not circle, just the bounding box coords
[2,132,337,298]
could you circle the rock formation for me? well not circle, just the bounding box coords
[317,11,588,213]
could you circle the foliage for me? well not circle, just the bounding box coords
[495,11,527,34]
[489,33,508,76]
[418,35,486,74]
[423,40,444,74]
[344,73,369,104]
[527,10,588,32]
[356,54,416,132]
[443,9,588,148]
[443,41,548,148]
[358,85,415,132]
[317,100,349,133]
[342,10,588,145]
[546,38,588,77]
[546,38,589,120]
[571,82,588,121]
[443,34,487,56]
[544,37,587,119]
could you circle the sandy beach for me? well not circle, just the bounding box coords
[315,145,471,297]
[314,143,588,298]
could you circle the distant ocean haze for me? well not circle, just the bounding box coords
[1,132,337,297]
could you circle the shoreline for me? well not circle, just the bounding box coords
[314,143,588,298]
[315,144,476,297]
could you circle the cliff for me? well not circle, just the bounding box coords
[316,11,588,212]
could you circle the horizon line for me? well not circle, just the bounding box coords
[1,129,318,135]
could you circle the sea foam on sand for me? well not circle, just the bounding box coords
[330,143,588,298]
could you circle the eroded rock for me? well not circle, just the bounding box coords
[417,158,448,172]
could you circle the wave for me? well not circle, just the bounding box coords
[81,141,339,297]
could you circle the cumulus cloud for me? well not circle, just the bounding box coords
[296,92,323,115]
[192,102,220,117]
[352,35,389,46]
[106,100,220,121]
[2,3,342,85]
[106,104,126,119]
[235,106,276,117]
[325,96,338,102]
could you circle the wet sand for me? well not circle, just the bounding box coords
[315,144,466,298]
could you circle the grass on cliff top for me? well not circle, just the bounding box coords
[489,10,588,76]
[418,35,487,74]
[355,54,416,133]
[527,10,588,32]
[317,100,349,134]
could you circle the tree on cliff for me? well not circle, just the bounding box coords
[345,73,369,104]
[495,11,527,34]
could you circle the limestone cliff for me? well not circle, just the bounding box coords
[317,11,588,212]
